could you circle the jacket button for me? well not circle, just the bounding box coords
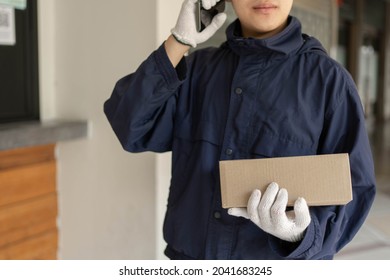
[235,88,243,95]
[225,148,233,156]
[214,211,221,219]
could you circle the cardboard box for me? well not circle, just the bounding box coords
[219,153,352,208]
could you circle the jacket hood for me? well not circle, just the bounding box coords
[226,16,326,57]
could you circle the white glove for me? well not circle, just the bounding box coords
[171,0,227,48]
[228,182,311,243]
[202,0,220,10]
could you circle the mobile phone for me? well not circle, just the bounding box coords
[196,0,226,32]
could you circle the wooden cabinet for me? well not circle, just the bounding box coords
[0,144,58,259]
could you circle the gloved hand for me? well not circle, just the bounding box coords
[171,0,227,48]
[202,0,221,10]
[228,182,311,243]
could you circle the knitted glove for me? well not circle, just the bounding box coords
[199,0,226,28]
[171,0,227,48]
[228,182,311,243]
[202,0,220,10]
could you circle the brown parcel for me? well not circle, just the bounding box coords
[219,153,353,208]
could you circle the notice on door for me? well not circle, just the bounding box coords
[0,5,15,45]
[0,0,26,10]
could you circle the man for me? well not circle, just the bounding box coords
[104,0,376,259]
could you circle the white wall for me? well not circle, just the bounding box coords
[38,0,158,259]
[38,0,56,121]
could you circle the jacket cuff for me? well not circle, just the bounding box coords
[154,42,187,88]
[268,216,319,259]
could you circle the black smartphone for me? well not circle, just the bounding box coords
[196,0,226,32]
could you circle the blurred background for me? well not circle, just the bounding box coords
[0,0,389,260]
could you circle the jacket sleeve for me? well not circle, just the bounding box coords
[270,70,376,259]
[104,43,187,153]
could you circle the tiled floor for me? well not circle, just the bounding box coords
[335,121,390,260]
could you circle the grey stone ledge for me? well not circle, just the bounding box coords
[0,120,89,151]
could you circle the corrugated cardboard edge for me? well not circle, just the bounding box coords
[219,154,353,208]
[219,162,229,209]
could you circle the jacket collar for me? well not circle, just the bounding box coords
[226,16,305,56]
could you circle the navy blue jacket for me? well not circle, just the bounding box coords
[104,17,376,259]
